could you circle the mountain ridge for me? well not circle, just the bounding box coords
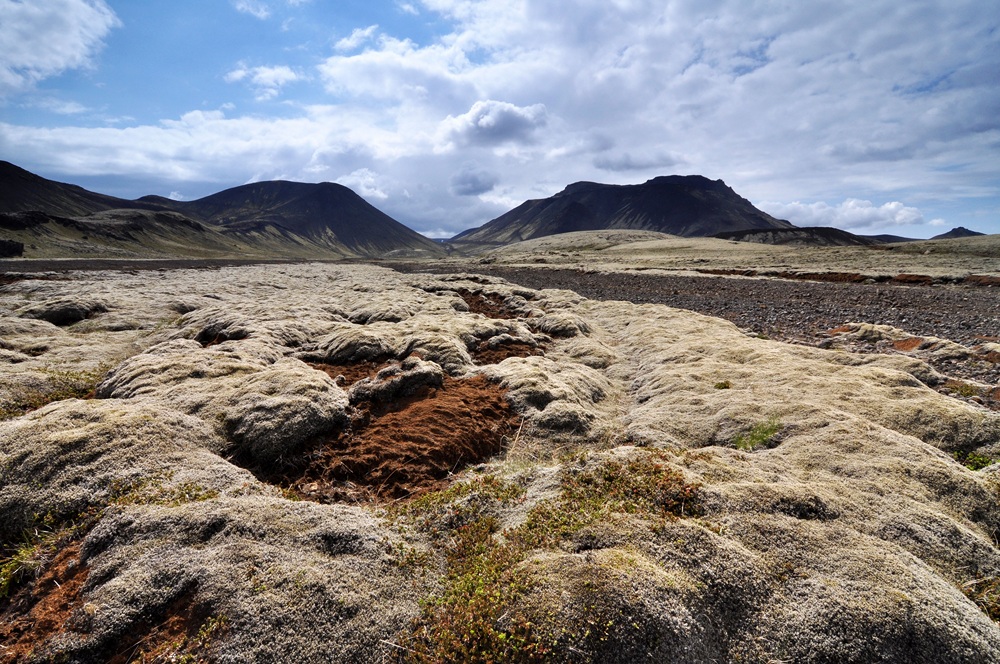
[452,175,795,248]
[0,162,442,259]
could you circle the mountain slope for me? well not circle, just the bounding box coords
[453,175,793,248]
[931,226,985,240]
[145,180,442,257]
[0,161,162,217]
[0,162,442,259]
[714,226,882,246]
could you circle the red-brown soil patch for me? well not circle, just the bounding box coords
[276,374,518,502]
[826,325,854,335]
[785,271,869,283]
[0,542,89,663]
[891,273,935,286]
[892,337,925,352]
[456,289,522,319]
[470,339,546,365]
[107,590,219,664]
[966,275,1000,287]
[696,268,758,277]
[695,268,1000,288]
[309,357,396,386]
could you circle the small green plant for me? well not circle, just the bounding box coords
[108,474,220,507]
[713,380,732,390]
[0,537,51,599]
[953,450,995,471]
[399,453,702,661]
[733,417,782,452]
[962,576,1000,623]
[0,366,106,421]
[0,510,95,599]
[944,380,982,399]
[131,614,230,663]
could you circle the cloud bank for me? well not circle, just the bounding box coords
[1,0,997,237]
[762,199,944,232]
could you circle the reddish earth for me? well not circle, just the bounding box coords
[966,275,1000,287]
[470,339,545,365]
[310,358,396,386]
[695,269,999,287]
[278,373,518,502]
[107,590,215,664]
[455,288,523,319]
[892,337,925,352]
[0,536,215,664]
[0,542,89,663]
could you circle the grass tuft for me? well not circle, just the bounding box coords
[399,452,702,662]
[733,417,782,452]
[0,366,106,421]
[953,450,995,471]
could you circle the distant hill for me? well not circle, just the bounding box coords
[144,180,442,257]
[713,226,882,247]
[862,233,917,244]
[0,161,442,259]
[930,226,985,241]
[451,175,793,249]
[0,161,162,217]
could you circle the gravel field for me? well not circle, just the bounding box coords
[390,262,1000,389]
[392,264,1000,344]
[5,257,998,385]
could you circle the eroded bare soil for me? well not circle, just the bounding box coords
[274,373,518,502]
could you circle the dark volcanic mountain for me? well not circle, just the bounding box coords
[143,180,442,257]
[930,226,985,241]
[714,226,882,247]
[452,175,794,248]
[0,161,442,259]
[0,160,159,217]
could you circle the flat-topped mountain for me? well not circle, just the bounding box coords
[451,175,793,248]
[931,226,985,241]
[714,226,882,247]
[0,162,442,259]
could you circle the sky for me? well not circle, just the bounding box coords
[1,0,998,239]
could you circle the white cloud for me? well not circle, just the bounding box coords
[397,2,419,16]
[225,64,302,100]
[594,150,685,173]
[335,168,388,200]
[761,199,940,231]
[232,0,270,19]
[32,97,89,115]
[318,36,474,106]
[0,0,120,96]
[168,191,185,201]
[335,25,379,52]
[439,100,547,149]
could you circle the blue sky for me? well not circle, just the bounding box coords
[1,0,998,238]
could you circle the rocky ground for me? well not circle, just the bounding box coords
[392,262,1000,392]
[1,261,999,662]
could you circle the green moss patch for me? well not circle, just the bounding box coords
[398,452,702,662]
